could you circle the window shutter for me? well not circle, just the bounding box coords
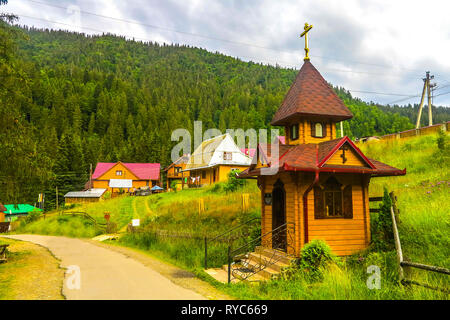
[310,122,315,137]
[314,187,325,219]
[322,123,327,138]
[343,185,353,219]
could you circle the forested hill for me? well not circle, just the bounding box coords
[1,24,449,206]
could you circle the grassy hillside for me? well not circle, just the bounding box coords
[15,132,449,299]
[359,132,450,271]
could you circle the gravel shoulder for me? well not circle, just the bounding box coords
[0,237,64,300]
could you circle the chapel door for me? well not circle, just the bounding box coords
[272,179,286,251]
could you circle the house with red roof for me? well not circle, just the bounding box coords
[91,162,161,194]
[239,40,406,259]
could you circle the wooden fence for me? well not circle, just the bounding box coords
[370,193,449,293]
[390,205,450,293]
[378,122,449,142]
[356,121,449,143]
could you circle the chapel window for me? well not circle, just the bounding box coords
[290,124,299,140]
[312,122,326,138]
[314,176,353,219]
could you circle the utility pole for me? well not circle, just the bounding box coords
[89,163,93,190]
[415,71,435,129]
[428,82,436,126]
[56,186,58,210]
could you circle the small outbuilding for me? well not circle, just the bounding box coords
[2,204,42,222]
[64,188,107,204]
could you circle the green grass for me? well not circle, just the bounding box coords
[15,215,102,238]
[0,239,30,299]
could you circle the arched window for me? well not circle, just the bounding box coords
[311,122,326,138]
[314,176,353,219]
[315,123,323,137]
[290,124,299,141]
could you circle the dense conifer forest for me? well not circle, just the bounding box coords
[1,19,449,207]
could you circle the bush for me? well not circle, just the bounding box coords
[436,129,448,152]
[209,183,222,193]
[300,240,334,271]
[371,188,394,251]
[223,169,246,193]
[282,240,335,282]
[170,180,179,192]
[24,209,41,224]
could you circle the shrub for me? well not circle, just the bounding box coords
[371,188,394,251]
[223,169,246,193]
[24,209,41,224]
[436,129,448,152]
[209,183,222,193]
[170,180,179,192]
[300,240,334,271]
[282,240,335,282]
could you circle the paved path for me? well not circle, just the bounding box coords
[4,235,205,300]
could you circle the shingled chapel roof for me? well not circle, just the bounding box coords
[271,60,353,126]
[239,137,406,178]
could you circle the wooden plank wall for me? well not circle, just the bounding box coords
[306,173,370,256]
[261,172,371,257]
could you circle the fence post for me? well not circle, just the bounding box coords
[227,245,231,284]
[242,193,249,212]
[204,236,208,270]
[198,199,205,215]
[391,206,404,283]
[389,191,400,223]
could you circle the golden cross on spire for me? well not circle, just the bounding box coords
[300,22,313,61]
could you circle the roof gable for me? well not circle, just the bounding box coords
[271,61,353,125]
[93,162,160,180]
[318,137,375,169]
[185,134,251,170]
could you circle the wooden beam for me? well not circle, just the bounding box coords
[391,206,404,282]
[401,261,450,275]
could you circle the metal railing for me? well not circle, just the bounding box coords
[227,222,295,283]
[204,217,260,269]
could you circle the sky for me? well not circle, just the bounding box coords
[4,0,450,107]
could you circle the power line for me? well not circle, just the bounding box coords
[387,95,422,105]
[433,91,450,98]
[348,90,416,97]
[20,0,426,74]
[16,14,421,80]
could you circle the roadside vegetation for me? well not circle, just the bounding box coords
[0,238,64,300]
[14,133,449,299]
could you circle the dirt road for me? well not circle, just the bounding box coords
[4,235,206,300]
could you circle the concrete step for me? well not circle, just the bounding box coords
[240,259,279,280]
[222,264,266,282]
[254,246,296,265]
[247,252,290,273]
[205,268,240,284]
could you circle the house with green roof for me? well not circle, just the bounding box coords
[2,204,42,222]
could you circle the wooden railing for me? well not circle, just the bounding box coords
[371,193,449,293]
[390,205,449,293]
